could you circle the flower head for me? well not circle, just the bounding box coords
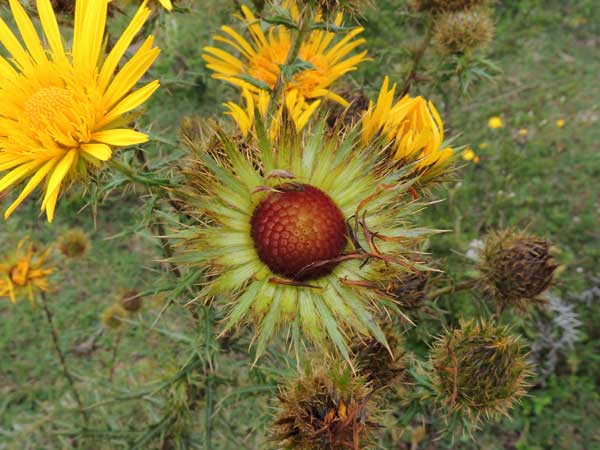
[273,359,379,450]
[100,303,128,329]
[0,0,160,222]
[203,4,367,136]
[462,148,480,164]
[58,228,91,258]
[487,116,504,129]
[176,120,433,359]
[0,239,54,304]
[411,0,489,14]
[432,8,495,55]
[555,118,566,128]
[479,230,558,310]
[361,76,454,182]
[429,319,532,424]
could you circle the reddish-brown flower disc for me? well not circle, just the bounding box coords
[251,184,347,281]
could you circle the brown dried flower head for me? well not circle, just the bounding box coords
[274,360,379,450]
[58,228,91,259]
[480,230,558,310]
[411,0,489,14]
[433,8,495,55]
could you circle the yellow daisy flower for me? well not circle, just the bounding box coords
[0,0,160,222]
[487,116,504,129]
[0,238,54,305]
[555,118,565,129]
[361,76,454,181]
[202,4,367,134]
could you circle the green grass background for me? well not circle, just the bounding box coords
[1,0,599,448]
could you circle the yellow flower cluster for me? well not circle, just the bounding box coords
[203,4,368,136]
[361,76,454,179]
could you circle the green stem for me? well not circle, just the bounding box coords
[401,17,434,96]
[426,279,478,300]
[266,7,314,125]
[40,292,89,424]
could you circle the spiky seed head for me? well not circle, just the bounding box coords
[120,289,143,312]
[411,0,489,14]
[480,230,558,310]
[385,269,431,310]
[351,325,406,389]
[274,360,379,450]
[429,319,533,423]
[100,304,127,330]
[251,183,347,280]
[58,228,90,259]
[433,8,495,55]
[297,0,373,17]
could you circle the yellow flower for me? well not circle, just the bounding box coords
[478,142,489,150]
[556,118,566,129]
[361,76,453,180]
[0,0,160,222]
[0,239,54,305]
[488,116,504,129]
[518,128,528,137]
[202,4,367,135]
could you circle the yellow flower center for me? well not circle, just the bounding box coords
[9,260,30,287]
[24,86,73,127]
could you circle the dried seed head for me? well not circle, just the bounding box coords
[50,0,75,14]
[352,325,406,389]
[433,8,495,55]
[411,0,489,14]
[100,304,127,330]
[384,269,431,310]
[429,319,533,423]
[480,230,558,310]
[120,289,143,312]
[58,228,90,259]
[274,360,379,450]
[297,0,373,17]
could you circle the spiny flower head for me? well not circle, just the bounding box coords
[202,3,367,137]
[361,76,454,184]
[411,0,489,14]
[0,0,160,222]
[58,228,91,258]
[297,0,373,17]
[433,8,495,55]
[429,319,533,424]
[383,267,431,310]
[479,230,559,310]
[0,239,53,305]
[100,303,128,330]
[351,324,406,389]
[175,120,434,360]
[273,359,379,450]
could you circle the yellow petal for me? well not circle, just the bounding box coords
[98,2,152,92]
[36,0,67,63]
[9,0,47,64]
[4,158,57,219]
[0,160,43,192]
[158,0,173,10]
[81,143,113,161]
[41,149,77,215]
[98,80,159,128]
[92,129,148,146]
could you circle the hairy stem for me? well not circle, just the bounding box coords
[40,292,89,424]
[401,17,433,96]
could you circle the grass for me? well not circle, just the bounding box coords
[1,0,599,449]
